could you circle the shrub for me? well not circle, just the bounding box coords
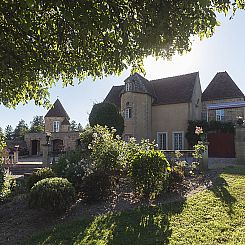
[29,177,75,213]
[89,102,124,135]
[130,149,169,199]
[168,166,185,187]
[0,169,16,202]
[80,126,94,151]
[82,171,116,203]
[26,167,55,190]
[52,150,85,190]
[88,125,123,173]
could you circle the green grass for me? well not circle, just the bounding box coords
[23,166,245,245]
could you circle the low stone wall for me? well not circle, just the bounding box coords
[235,126,245,164]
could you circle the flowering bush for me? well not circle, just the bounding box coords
[52,150,85,190]
[195,126,206,141]
[88,125,125,173]
[88,125,158,174]
[0,169,16,202]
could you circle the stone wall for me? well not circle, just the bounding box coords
[24,132,46,156]
[235,126,245,164]
[25,131,80,156]
[44,116,67,132]
[50,131,80,151]
[202,97,245,122]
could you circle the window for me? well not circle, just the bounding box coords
[125,108,132,119]
[125,82,134,92]
[173,132,184,150]
[157,132,168,150]
[53,121,60,132]
[216,109,224,121]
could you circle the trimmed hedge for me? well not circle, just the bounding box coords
[26,167,55,190]
[29,177,75,213]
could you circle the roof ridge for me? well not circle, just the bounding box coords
[150,71,198,82]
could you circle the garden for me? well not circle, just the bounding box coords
[0,125,244,244]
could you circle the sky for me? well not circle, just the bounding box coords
[0,10,245,130]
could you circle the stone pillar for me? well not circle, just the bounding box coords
[10,154,14,165]
[42,144,50,167]
[235,126,245,165]
[200,142,209,171]
[13,145,19,164]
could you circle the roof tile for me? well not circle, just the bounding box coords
[45,99,70,119]
[202,72,244,101]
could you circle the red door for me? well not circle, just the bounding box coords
[207,132,235,158]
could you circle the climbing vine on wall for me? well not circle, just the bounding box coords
[186,120,235,147]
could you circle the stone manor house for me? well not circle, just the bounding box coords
[25,99,80,156]
[105,71,244,150]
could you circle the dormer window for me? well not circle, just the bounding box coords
[53,121,60,132]
[125,82,134,92]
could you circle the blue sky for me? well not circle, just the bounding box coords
[0,10,245,130]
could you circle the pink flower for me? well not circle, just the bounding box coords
[195,126,203,135]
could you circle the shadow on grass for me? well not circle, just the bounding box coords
[24,197,186,245]
[76,199,186,245]
[222,165,245,175]
[209,175,237,215]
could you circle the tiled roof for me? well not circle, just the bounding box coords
[45,99,70,119]
[202,72,244,101]
[123,73,156,98]
[151,72,198,105]
[61,118,70,125]
[104,85,124,107]
[104,72,198,106]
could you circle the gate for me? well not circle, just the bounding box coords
[207,132,235,158]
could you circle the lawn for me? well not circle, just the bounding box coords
[23,166,245,245]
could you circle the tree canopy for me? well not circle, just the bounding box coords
[29,116,45,133]
[4,125,14,140]
[89,102,124,135]
[1,0,244,106]
[13,119,29,140]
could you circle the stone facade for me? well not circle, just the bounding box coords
[45,116,70,132]
[202,98,245,122]
[105,71,245,151]
[235,126,245,164]
[25,99,80,156]
[119,72,202,149]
